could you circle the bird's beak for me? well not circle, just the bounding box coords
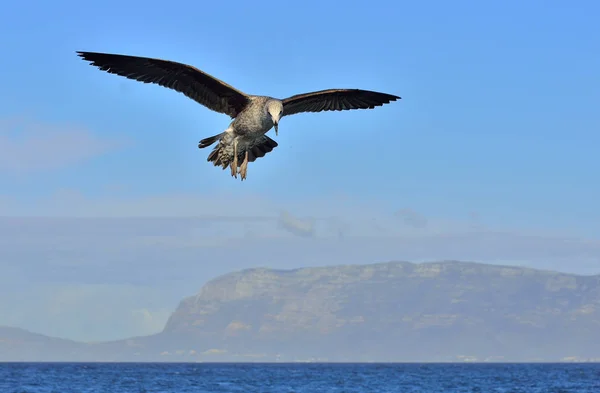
[274,122,278,136]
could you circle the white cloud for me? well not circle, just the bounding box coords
[0,283,175,342]
[131,308,173,337]
[0,117,126,174]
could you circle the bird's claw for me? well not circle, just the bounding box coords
[230,162,237,178]
[238,150,249,181]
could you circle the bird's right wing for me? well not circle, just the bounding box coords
[281,89,400,117]
[77,51,250,118]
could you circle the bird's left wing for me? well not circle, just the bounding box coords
[76,51,250,118]
[281,89,400,117]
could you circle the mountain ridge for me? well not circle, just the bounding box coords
[2,260,599,362]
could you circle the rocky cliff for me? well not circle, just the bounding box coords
[159,261,600,362]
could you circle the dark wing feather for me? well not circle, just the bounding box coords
[281,89,400,117]
[245,135,278,164]
[76,51,250,118]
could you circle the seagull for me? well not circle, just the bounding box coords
[76,51,401,180]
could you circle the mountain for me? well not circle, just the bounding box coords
[0,326,88,361]
[2,261,600,362]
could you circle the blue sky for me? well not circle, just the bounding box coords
[1,0,599,341]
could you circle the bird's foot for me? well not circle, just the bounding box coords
[239,151,249,181]
[231,140,239,178]
[230,159,238,178]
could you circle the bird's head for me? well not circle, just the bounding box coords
[266,100,283,135]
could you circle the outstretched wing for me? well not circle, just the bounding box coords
[281,89,400,117]
[76,51,250,118]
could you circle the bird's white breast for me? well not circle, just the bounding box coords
[233,97,274,136]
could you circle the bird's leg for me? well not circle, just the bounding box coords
[230,139,238,178]
[240,150,249,181]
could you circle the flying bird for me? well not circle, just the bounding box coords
[76,51,401,180]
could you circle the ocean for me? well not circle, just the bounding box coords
[1,362,599,392]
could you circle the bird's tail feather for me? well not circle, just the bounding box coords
[198,132,225,149]
[207,146,226,169]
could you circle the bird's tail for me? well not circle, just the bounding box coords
[207,145,226,168]
[198,132,225,149]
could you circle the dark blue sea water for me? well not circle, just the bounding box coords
[1,363,599,392]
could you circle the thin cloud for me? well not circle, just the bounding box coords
[278,211,316,238]
[395,208,428,229]
[0,118,126,174]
